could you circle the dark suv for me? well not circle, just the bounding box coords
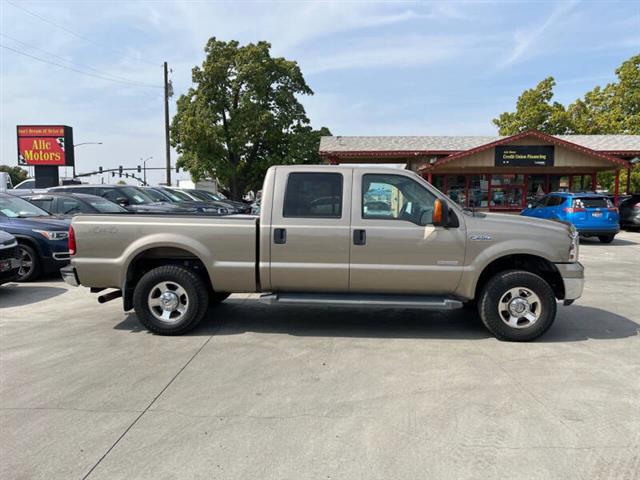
[49,185,196,214]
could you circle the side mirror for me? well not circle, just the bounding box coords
[116,197,129,207]
[432,199,449,227]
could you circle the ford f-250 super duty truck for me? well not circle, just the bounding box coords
[61,166,583,341]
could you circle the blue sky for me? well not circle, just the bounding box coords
[1,0,638,185]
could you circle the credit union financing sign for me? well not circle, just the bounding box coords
[17,125,75,166]
[495,145,554,167]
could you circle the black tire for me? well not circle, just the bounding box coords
[17,243,41,282]
[211,292,230,304]
[133,265,209,335]
[478,270,557,342]
[598,234,615,243]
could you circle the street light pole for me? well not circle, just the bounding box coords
[72,142,103,178]
[141,156,153,186]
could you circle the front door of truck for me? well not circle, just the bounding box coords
[269,170,352,292]
[349,171,465,294]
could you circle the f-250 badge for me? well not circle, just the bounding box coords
[470,234,492,241]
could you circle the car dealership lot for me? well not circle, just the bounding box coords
[1,232,638,480]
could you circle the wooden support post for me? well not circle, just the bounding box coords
[427,173,432,183]
[614,170,620,206]
[591,172,597,191]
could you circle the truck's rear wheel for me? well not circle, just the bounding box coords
[478,270,556,342]
[133,265,209,335]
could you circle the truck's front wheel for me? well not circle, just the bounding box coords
[478,270,557,342]
[133,265,209,335]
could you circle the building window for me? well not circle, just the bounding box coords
[469,175,489,208]
[549,175,569,192]
[283,172,343,218]
[491,174,525,186]
[446,175,466,207]
[527,175,547,203]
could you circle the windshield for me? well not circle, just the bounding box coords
[121,187,155,205]
[0,195,50,218]
[88,199,127,213]
[195,190,222,201]
[145,189,170,202]
[164,189,193,201]
[187,190,211,201]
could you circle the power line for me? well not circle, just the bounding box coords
[0,33,162,89]
[6,0,161,67]
[1,44,163,89]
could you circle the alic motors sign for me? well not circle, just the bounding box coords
[17,125,75,166]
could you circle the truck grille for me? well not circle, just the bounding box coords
[0,245,20,260]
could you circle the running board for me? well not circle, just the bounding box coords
[259,293,463,310]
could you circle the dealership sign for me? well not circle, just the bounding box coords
[17,125,74,166]
[495,145,554,167]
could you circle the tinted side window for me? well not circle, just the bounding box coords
[58,198,86,214]
[30,198,54,213]
[283,173,343,218]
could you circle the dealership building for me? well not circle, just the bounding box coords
[319,130,640,210]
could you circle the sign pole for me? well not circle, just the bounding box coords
[164,61,171,186]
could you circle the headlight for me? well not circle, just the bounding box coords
[33,229,69,241]
[568,226,579,262]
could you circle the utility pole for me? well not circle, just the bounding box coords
[163,61,171,186]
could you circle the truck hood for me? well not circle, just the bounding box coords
[478,212,571,236]
[0,216,71,231]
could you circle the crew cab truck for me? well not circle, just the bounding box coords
[61,166,583,342]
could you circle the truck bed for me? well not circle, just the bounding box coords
[72,214,259,292]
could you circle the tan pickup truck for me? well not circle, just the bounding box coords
[61,165,583,341]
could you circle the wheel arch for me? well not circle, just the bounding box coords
[473,254,565,301]
[123,245,214,311]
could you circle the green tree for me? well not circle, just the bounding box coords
[0,165,29,186]
[172,38,330,200]
[492,77,570,135]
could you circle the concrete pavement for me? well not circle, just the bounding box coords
[1,231,639,479]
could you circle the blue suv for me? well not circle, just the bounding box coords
[521,192,620,243]
[0,193,70,281]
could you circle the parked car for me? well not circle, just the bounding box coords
[619,194,640,230]
[62,165,583,342]
[144,187,231,215]
[184,189,251,213]
[521,192,619,243]
[0,193,70,281]
[0,230,21,285]
[20,192,128,217]
[48,185,197,214]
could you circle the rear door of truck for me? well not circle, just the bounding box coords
[268,169,352,291]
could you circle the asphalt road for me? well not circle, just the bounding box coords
[1,231,639,480]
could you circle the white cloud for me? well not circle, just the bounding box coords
[501,0,581,67]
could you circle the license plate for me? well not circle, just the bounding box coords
[592,211,602,217]
[0,260,10,272]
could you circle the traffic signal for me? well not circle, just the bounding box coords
[98,166,103,174]
[118,165,123,177]
[125,173,129,178]
[111,172,115,177]
[176,165,180,173]
[137,165,141,173]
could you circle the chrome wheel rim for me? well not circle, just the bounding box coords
[498,287,542,329]
[17,247,33,279]
[147,281,189,323]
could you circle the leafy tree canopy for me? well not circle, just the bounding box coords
[172,38,330,199]
[0,165,29,186]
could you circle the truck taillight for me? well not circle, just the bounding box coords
[68,226,76,256]
[564,207,585,213]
